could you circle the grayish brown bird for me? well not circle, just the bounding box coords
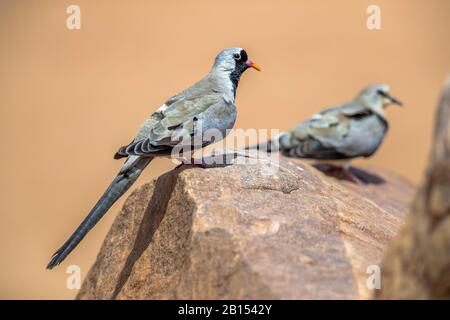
[47,48,260,269]
[250,84,402,183]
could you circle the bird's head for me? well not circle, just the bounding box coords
[355,84,402,114]
[212,48,261,74]
[209,48,260,100]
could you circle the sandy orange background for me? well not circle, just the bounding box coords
[1,0,449,299]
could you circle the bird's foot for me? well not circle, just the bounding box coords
[175,162,184,170]
[174,156,211,169]
[224,148,277,166]
[342,167,365,185]
[174,157,191,169]
[229,148,253,158]
[189,157,210,168]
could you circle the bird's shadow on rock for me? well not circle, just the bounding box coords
[110,153,237,298]
[111,171,178,299]
[312,164,386,185]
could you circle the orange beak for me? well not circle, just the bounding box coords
[246,59,261,71]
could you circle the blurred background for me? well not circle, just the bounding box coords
[1,0,449,299]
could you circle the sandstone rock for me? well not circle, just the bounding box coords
[77,155,414,300]
[376,77,450,299]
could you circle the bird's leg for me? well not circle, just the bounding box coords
[173,156,192,169]
[217,148,251,166]
[223,148,280,168]
[341,165,364,185]
[190,157,210,168]
[174,157,209,169]
[317,161,364,184]
[225,148,268,160]
[227,148,250,159]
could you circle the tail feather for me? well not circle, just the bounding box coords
[114,151,126,159]
[47,157,152,269]
[246,132,286,153]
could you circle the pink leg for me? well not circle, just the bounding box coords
[342,167,364,185]
[174,157,190,170]
[174,157,209,169]
[189,157,211,168]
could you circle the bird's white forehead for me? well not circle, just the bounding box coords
[367,83,390,92]
[356,84,390,98]
[214,48,244,63]
[219,47,243,56]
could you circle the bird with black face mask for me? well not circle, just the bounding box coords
[248,84,402,184]
[47,48,260,269]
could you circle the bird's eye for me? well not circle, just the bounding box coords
[377,90,387,97]
[233,53,241,60]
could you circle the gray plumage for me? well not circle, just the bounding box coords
[253,84,402,161]
[47,48,260,269]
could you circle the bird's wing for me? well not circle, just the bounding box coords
[115,89,221,158]
[281,103,377,159]
[330,102,373,118]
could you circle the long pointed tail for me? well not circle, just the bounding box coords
[47,157,152,269]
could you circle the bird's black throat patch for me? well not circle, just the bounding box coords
[229,49,249,97]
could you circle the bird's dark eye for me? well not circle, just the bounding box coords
[377,90,387,97]
[233,53,241,60]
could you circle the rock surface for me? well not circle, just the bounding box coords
[376,77,450,299]
[77,155,414,300]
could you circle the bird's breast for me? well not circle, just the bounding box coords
[195,102,237,142]
[347,115,388,157]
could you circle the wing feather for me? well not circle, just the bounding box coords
[281,102,380,159]
[114,90,221,158]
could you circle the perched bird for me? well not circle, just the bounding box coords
[250,84,402,183]
[47,48,261,269]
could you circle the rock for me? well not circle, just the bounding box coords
[77,155,414,300]
[376,76,450,299]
